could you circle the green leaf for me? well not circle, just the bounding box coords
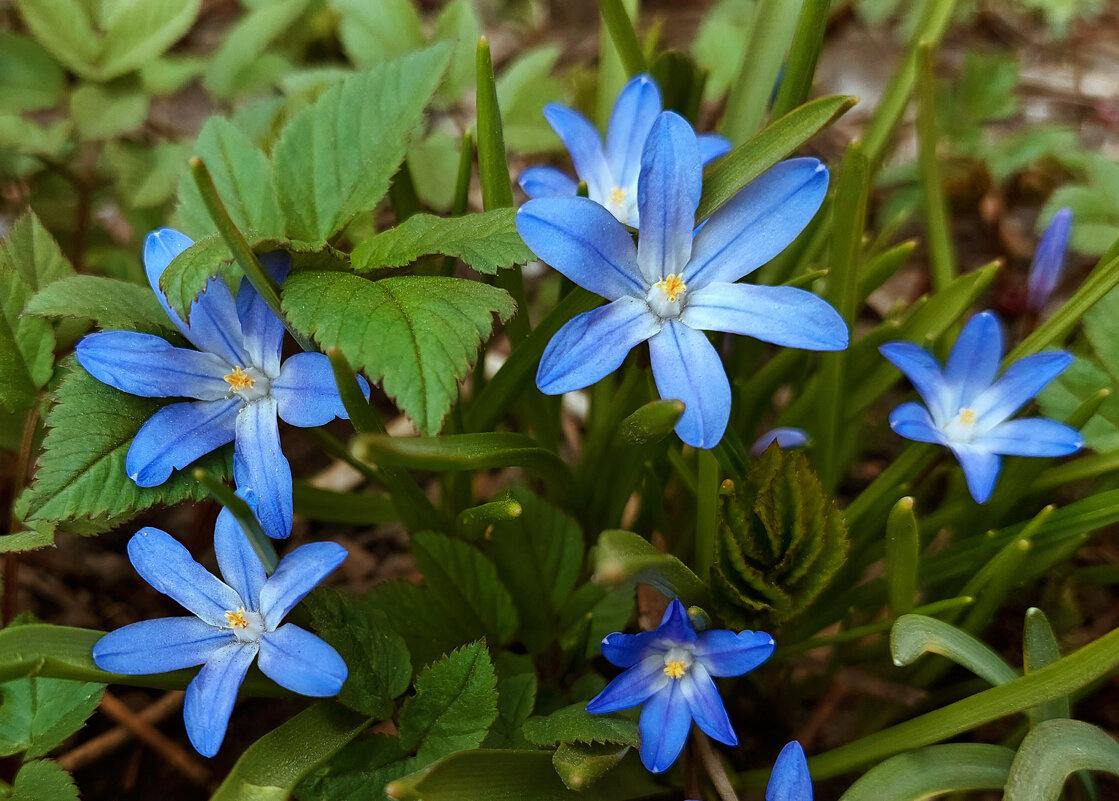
[890,615,1019,686]
[100,140,190,210]
[432,0,481,104]
[202,0,309,100]
[272,45,452,243]
[305,588,412,719]
[0,677,104,759]
[1004,719,1119,801]
[1024,607,1070,725]
[495,45,565,154]
[591,529,706,605]
[398,642,498,763]
[21,364,231,529]
[296,734,415,801]
[175,117,284,240]
[7,760,79,801]
[408,130,460,213]
[332,0,425,69]
[486,670,536,748]
[24,275,171,334]
[14,0,103,79]
[0,33,65,112]
[69,82,148,140]
[552,742,630,792]
[366,582,479,677]
[282,272,514,434]
[210,702,370,801]
[837,744,1014,801]
[523,703,639,748]
[351,210,533,275]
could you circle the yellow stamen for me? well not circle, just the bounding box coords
[663,660,688,680]
[609,186,627,206]
[224,366,255,392]
[654,273,687,303]
[224,608,249,629]
[958,408,977,425]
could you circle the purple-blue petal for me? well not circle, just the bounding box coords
[518,166,578,198]
[127,527,242,626]
[543,103,612,202]
[973,418,1083,457]
[126,398,239,487]
[889,402,947,445]
[258,541,347,629]
[694,629,775,677]
[655,599,699,646]
[273,351,362,427]
[143,227,196,338]
[537,297,660,395]
[685,158,829,287]
[183,641,258,757]
[605,74,662,191]
[767,741,813,801]
[638,681,692,773]
[969,352,1073,427]
[944,311,1003,410]
[600,630,664,668]
[949,443,1001,504]
[697,134,732,165]
[213,506,266,611]
[680,283,848,351]
[635,112,701,283]
[236,251,290,377]
[649,321,731,449]
[516,197,644,300]
[258,624,348,696]
[878,342,953,426]
[679,664,736,745]
[76,331,232,400]
[92,617,230,674]
[233,397,293,539]
[586,655,668,714]
[1028,208,1073,311]
[751,428,809,455]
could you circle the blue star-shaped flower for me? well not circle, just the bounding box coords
[767,740,813,801]
[586,599,774,773]
[92,508,348,757]
[518,73,730,227]
[76,228,363,538]
[880,310,1082,503]
[517,111,848,448]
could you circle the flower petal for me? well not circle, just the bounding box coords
[184,641,258,757]
[1028,207,1073,311]
[679,664,736,745]
[273,351,364,427]
[655,599,699,646]
[236,251,290,377]
[518,166,578,198]
[543,103,612,201]
[973,418,1083,457]
[680,283,847,351]
[694,629,775,677]
[127,527,242,626]
[878,342,953,426]
[259,541,347,629]
[648,321,731,449]
[213,506,266,611]
[636,112,701,283]
[751,428,809,455]
[889,402,947,445]
[697,134,732,165]
[143,227,197,337]
[234,397,293,539]
[638,681,692,773]
[537,297,660,394]
[92,617,230,674]
[767,741,813,801]
[685,158,829,287]
[77,331,232,400]
[944,311,1002,410]
[516,197,644,300]
[605,74,662,191]
[600,630,664,668]
[126,399,239,487]
[586,654,668,714]
[258,624,348,696]
[969,352,1073,428]
[949,443,1001,504]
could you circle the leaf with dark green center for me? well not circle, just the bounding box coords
[522,703,639,748]
[282,271,515,434]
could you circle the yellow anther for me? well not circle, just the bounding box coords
[609,186,627,206]
[224,608,249,629]
[663,660,688,680]
[958,408,977,425]
[654,274,687,303]
[224,366,255,392]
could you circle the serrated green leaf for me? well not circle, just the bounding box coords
[0,33,65,113]
[176,116,284,240]
[522,704,639,748]
[408,130,460,212]
[21,364,231,529]
[398,642,498,763]
[202,0,309,100]
[552,742,629,791]
[8,760,78,801]
[332,0,426,69]
[367,581,481,673]
[272,45,452,243]
[296,734,415,801]
[282,272,515,434]
[25,275,172,334]
[351,210,532,275]
[0,677,104,759]
[486,671,537,748]
[305,588,412,719]
[69,82,148,140]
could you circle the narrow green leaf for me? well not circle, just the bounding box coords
[523,703,639,748]
[595,0,645,77]
[916,45,955,290]
[455,493,523,541]
[351,210,532,275]
[1024,607,1070,725]
[0,677,104,759]
[592,529,707,606]
[1004,720,1119,801]
[618,398,686,446]
[891,614,1018,686]
[24,275,171,333]
[552,742,629,792]
[885,497,919,617]
[769,0,829,120]
[837,744,1013,801]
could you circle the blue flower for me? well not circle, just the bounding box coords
[751,427,809,455]
[92,508,348,757]
[517,111,848,448]
[586,599,774,774]
[880,310,1082,503]
[518,74,731,227]
[1027,207,1073,311]
[767,740,813,801]
[76,228,364,538]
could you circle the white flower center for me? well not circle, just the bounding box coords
[662,646,694,680]
[224,607,265,643]
[647,274,687,319]
[601,185,638,226]
[943,407,979,442]
[224,365,270,402]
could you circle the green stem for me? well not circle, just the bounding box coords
[696,448,719,582]
[596,0,646,77]
[325,347,382,435]
[193,469,279,573]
